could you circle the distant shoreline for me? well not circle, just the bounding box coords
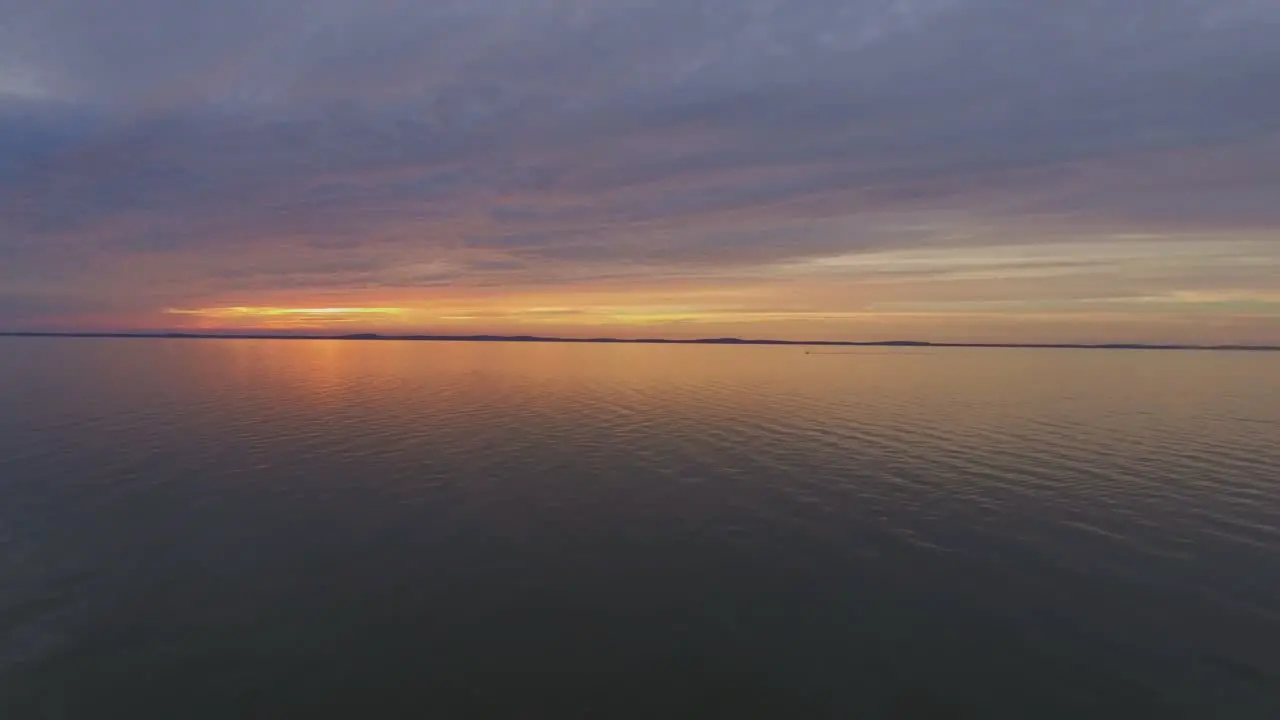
[2,331,1277,352]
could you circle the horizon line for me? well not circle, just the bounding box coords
[2,331,1277,352]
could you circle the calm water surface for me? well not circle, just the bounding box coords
[1,338,1277,718]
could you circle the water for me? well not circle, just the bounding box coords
[0,338,1277,718]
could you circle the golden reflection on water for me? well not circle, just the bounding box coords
[165,339,1279,451]
[2,339,1278,719]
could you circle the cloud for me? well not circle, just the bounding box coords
[1,0,1278,340]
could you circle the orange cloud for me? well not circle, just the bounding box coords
[166,306,406,328]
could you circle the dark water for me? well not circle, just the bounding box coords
[1,338,1277,718]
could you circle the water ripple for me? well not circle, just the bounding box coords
[1,339,1277,718]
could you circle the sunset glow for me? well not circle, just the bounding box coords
[2,2,1278,344]
[168,307,407,318]
[166,306,407,328]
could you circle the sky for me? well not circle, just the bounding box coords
[2,0,1278,343]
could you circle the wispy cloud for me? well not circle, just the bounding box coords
[1,0,1278,342]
